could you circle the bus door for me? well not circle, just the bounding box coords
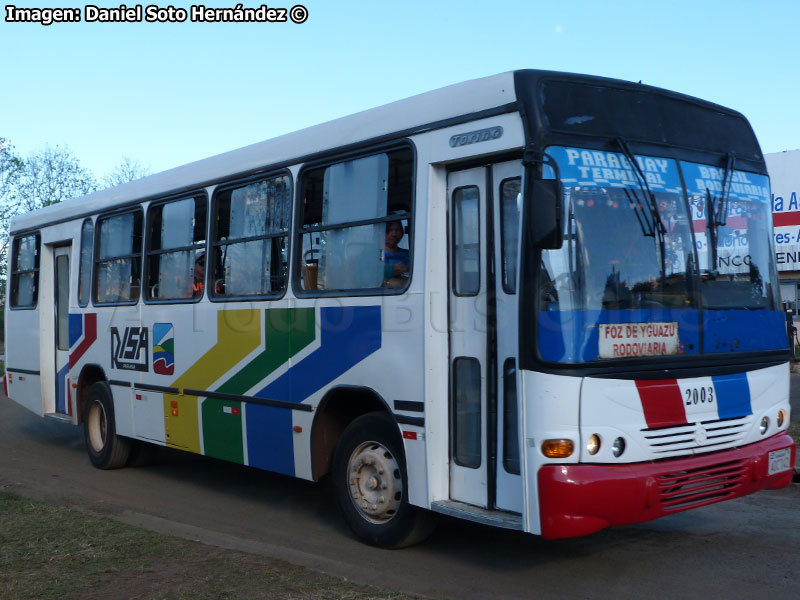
[447,161,523,512]
[492,160,523,514]
[53,245,72,417]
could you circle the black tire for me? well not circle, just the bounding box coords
[332,412,436,548]
[83,381,131,469]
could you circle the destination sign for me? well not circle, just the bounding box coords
[598,322,680,359]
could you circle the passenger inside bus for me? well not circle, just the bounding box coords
[193,252,205,297]
[383,220,409,287]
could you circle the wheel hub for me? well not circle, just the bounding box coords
[87,401,107,453]
[347,441,402,524]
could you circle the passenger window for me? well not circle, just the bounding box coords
[211,175,291,298]
[94,211,143,304]
[146,196,207,301]
[10,233,40,308]
[500,178,521,294]
[453,356,482,469]
[78,219,93,307]
[502,359,520,474]
[298,147,413,293]
[453,186,480,296]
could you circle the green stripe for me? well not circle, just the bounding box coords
[201,399,243,464]
[215,307,315,396]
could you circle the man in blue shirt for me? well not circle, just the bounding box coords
[384,221,409,287]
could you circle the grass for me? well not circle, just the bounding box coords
[789,418,800,448]
[0,491,415,600]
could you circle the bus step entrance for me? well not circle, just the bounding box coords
[44,413,73,424]
[431,500,523,530]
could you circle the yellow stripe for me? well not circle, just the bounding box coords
[164,309,261,452]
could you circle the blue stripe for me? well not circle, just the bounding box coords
[703,310,787,353]
[246,305,382,476]
[538,308,787,363]
[55,363,69,414]
[538,309,701,363]
[68,314,83,348]
[712,372,752,419]
[245,406,294,476]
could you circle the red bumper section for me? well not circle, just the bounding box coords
[538,433,796,539]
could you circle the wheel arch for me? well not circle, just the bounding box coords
[310,385,398,481]
[75,363,108,424]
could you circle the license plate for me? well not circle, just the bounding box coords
[768,448,792,475]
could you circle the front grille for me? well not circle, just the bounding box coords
[657,459,748,511]
[641,416,750,457]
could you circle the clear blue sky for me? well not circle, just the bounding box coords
[2,0,799,179]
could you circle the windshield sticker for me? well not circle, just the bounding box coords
[681,162,771,276]
[598,322,680,359]
[548,146,683,193]
[681,162,769,204]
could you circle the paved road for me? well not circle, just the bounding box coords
[0,394,798,600]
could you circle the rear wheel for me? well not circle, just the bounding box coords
[83,381,131,469]
[332,412,435,548]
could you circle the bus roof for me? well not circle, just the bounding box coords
[10,70,519,234]
[11,68,758,235]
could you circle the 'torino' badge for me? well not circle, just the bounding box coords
[449,126,503,148]
[153,323,175,376]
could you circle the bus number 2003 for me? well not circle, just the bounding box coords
[685,386,714,406]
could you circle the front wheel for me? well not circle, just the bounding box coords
[332,412,435,548]
[83,381,131,469]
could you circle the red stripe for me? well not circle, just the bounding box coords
[773,212,800,227]
[69,313,97,367]
[402,431,417,440]
[635,379,687,428]
[693,216,749,233]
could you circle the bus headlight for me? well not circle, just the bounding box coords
[777,410,786,428]
[760,417,769,435]
[586,434,601,455]
[612,437,626,457]
[541,439,574,458]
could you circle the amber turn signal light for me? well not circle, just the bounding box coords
[541,439,574,458]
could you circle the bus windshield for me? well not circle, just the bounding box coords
[537,146,785,363]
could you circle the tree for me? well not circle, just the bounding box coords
[0,143,151,315]
[0,139,24,261]
[0,140,25,316]
[103,156,151,188]
[16,145,98,213]
[0,143,98,313]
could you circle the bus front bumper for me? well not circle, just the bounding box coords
[537,432,796,539]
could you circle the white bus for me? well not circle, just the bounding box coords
[5,70,796,547]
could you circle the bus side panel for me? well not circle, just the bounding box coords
[130,299,427,492]
[103,303,143,439]
[5,289,42,414]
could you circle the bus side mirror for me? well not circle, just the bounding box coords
[526,177,563,250]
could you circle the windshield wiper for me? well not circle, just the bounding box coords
[615,137,667,282]
[712,152,735,226]
[705,152,736,274]
[615,138,665,237]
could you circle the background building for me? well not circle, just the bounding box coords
[767,149,800,315]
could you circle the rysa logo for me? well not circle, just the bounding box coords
[111,326,149,372]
